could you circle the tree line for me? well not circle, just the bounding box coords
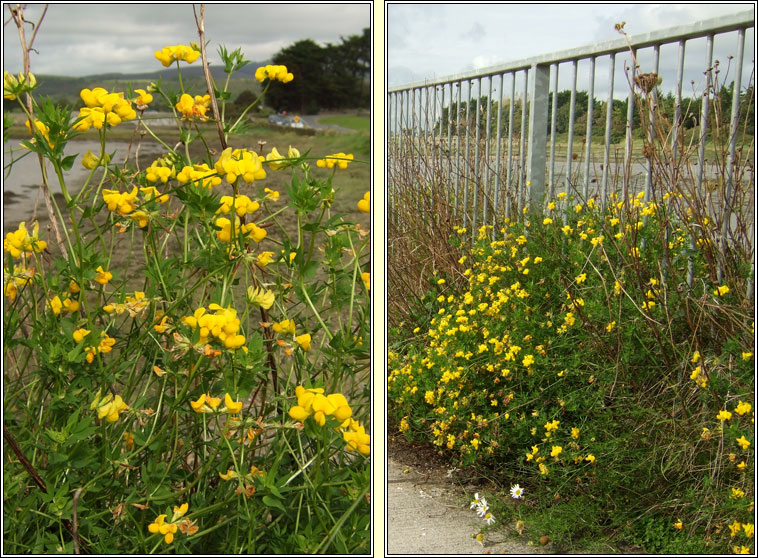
[264,28,370,114]
[426,82,754,144]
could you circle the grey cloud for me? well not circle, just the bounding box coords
[3,3,369,76]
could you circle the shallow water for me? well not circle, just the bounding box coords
[2,139,165,233]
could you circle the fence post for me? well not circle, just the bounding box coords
[526,63,549,214]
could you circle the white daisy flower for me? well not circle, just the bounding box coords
[483,511,496,525]
[510,484,524,499]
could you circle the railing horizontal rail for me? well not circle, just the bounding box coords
[388,10,754,92]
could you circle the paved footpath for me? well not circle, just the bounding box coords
[386,457,545,555]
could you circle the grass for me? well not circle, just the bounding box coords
[317,114,370,133]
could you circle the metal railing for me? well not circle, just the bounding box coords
[387,10,754,296]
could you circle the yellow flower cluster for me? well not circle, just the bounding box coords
[154,44,201,67]
[358,191,370,213]
[288,386,352,426]
[145,157,177,184]
[4,221,47,259]
[218,464,265,498]
[176,93,210,121]
[176,163,222,189]
[214,216,267,244]
[288,386,371,455]
[190,392,242,414]
[74,87,137,131]
[265,146,300,170]
[48,294,79,315]
[4,70,36,100]
[103,291,150,318]
[84,332,116,363]
[181,304,246,350]
[217,195,260,218]
[90,390,129,422]
[214,147,267,185]
[316,152,354,170]
[24,119,53,148]
[148,503,193,545]
[255,64,294,83]
[3,266,34,301]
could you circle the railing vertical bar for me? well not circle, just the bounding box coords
[690,34,714,287]
[432,84,440,225]
[455,82,462,220]
[666,40,686,286]
[446,82,453,208]
[566,60,578,198]
[483,75,493,232]
[583,56,596,200]
[719,28,746,284]
[624,50,637,200]
[506,73,516,221]
[673,40,686,162]
[549,63,559,202]
[464,80,473,229]
[601,53,615,211]
[519,68,528,217]
[643,45,660,205]
[493,73,504,236]
[473,77,482,241]
[412,87,418,229]
[641,45,661,253]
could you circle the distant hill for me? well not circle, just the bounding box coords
[18,62,269,111]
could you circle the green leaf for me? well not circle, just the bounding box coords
[60,154,77,171]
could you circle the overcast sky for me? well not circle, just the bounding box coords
[388,3,755,99]
[3,3,370,77]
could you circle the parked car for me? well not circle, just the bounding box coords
[268,113,304,129]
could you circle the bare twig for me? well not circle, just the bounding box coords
[193,4,227,150]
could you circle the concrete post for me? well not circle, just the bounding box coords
[526,63,549,213]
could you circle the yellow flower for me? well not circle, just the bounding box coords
[571,427,580,439]
[176,93,208,121]
[73,328,91,344]
[585,454,596,463]
[148,513,179,544]
[729,520,743,537]
[550,446,562,457]
[735,401,752,415]
[743,523,754,538]
[316,152,354,170]
[256,251,275,267]
[4,221,47,258]
[190,393,221,413]
[544,419,560,432]
[295,333,311,351]
[713,284,730,296]
[255,64,293,83]
[731,487,746,499]
[272,319,296,335]
[223,393,242,415]
[247,285,275,310]
[358,191,370,213]
[133,88,153,107]
[154,44,201,67]
[742,352,753,361]
[718,410,733,422]
[95,265,113,285]
[736,436,750,450]
[264,188,280,200]
[361,272,370,291]
[673,519,683,530]
[94,393,129,423]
